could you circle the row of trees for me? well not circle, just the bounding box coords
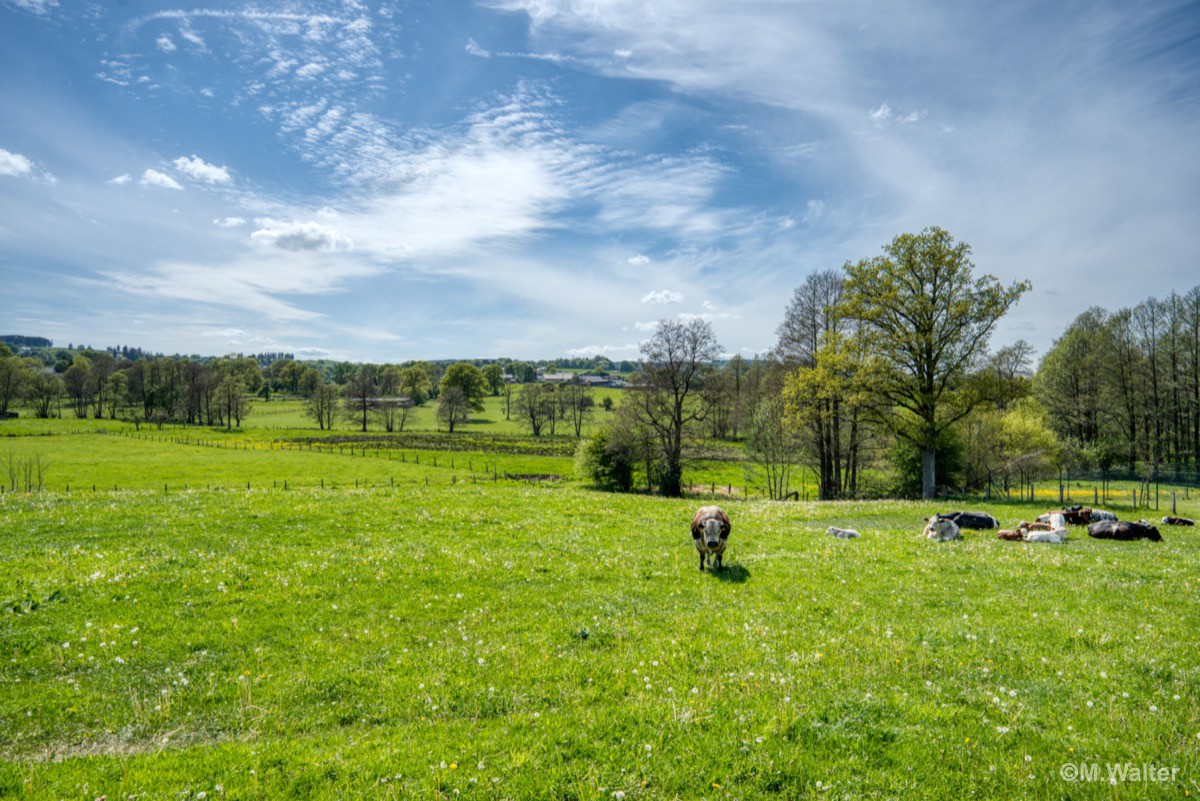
[1036,289,1200,477]
[0,350,256,429]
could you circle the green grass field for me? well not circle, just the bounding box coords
[2,418,1199,799]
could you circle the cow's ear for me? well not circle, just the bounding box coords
[691,521,702,539]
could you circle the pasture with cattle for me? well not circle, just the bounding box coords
[2,421,1199,799]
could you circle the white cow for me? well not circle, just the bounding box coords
[827,526,861,539]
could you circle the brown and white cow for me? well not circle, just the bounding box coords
[691,506,732,571]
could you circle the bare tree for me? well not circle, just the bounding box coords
[515,382,555,436]
[745,395,799,499]
[561,378,594,437]
[343,366,379,432]
[629,318,722,497]
[373,397,413,432]
[306,380,339,430]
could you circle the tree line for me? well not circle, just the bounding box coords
[579,228,1199,499]
[1036,290,1200,478]
[579,227,1033,499]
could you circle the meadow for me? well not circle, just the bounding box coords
[2,413,1199,799]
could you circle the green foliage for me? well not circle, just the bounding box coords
[436,386,472,433]
[440,363,488,412]
[843,227,1031,499]
[482,364,504,396]
[574,425,635,491]
[890,426,964,497]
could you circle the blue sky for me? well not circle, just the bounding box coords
[1,0,1198,362]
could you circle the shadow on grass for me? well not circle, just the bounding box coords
[709,563,750,583]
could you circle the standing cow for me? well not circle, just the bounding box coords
[691,506,732,571]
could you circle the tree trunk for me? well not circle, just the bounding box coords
[922,447,937,499]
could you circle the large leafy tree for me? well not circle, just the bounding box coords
[440,363,488,412]
[482,364,505,396]
[843,227,1030,499]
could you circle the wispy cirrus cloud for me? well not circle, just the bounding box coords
[106,250,382,322]
[5,0,58,15]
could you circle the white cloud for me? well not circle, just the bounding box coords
[173,155,231,184]
[214,217,246,228]
[200,328,245,338]
[295,62,326,80]
[702,300,716,310]
[627,254,650,265]
[251,219,352,252]
[140,169,183,190]
[642,289,683,304]
[107,174,132,185]
[614,49,632,58]
[156,35,176,53]
[179,27,205,48]
[466,38,490,57]
[632,321,658,331]
[869,102,891,122]
[0,148,33,177]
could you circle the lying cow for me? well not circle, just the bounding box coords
[996,529,1025,541]
[1090,509,1118,522]
[1026,528,1069,544]
[1038,506,1091,525]
[691,505,732,571]
[826,526,861,539]
[1162,516,1195,526]
[930,511,998,530]
[1017,520,1054,532]
[924,517,962,541]
[1087,520,1162,542]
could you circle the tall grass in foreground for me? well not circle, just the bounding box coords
[2,487,1198,799]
